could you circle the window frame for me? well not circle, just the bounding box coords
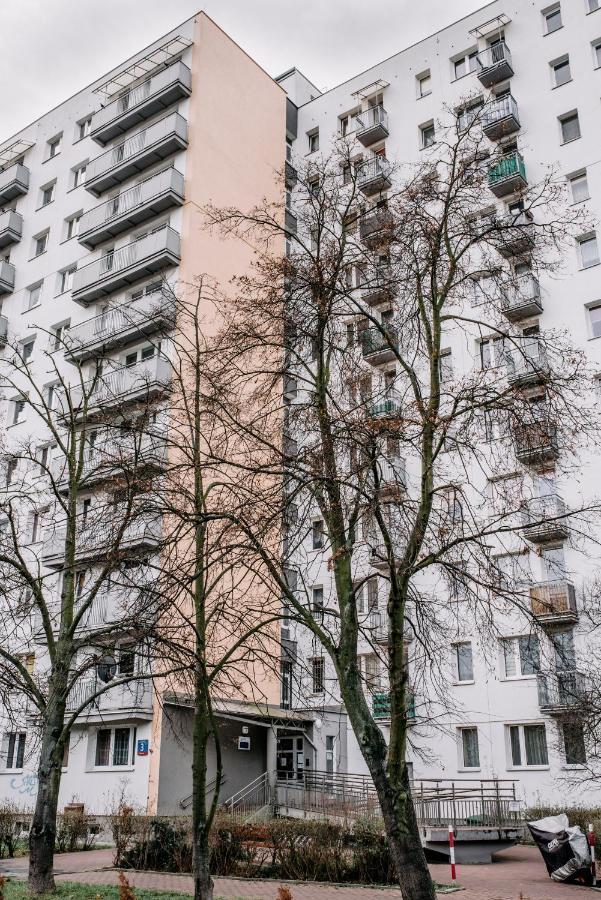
[507,723,549,768]
[307,129,319,154]
[458,726,481,770]
[311,656,325,694]
[550,55,571,87]
[455,642,474,683]
[578,232,600,269]
[559,110,581,145]
[543,4,563,34]
[568,170,589,204]
[500,634,540,679]
[92,725,136,769]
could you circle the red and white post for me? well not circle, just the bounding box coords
[448,824,457,882]
[588,823,596,886]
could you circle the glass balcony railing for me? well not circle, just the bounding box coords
[488,151,527,197]
[501,274,542,320]
[41,508,162,567]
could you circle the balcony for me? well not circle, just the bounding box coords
[0,259,15,295]
[66,675,153,721]
[530,581,578,627]
[488,151,527,198]
[359,208,394,246]
[375,456,407,492]
[357,157,392,196]
[79,168,184,249]
[52,432,167,493]
[522,494,569,544]
[41,509,162,568]
[0,163,29,205]
[493,211,535,259]
[372,690,415,722]
[476,42,514,88]
[482,94,520,142]
[360,325,398,364]
[506,338,549,388]
[0,316,8,347]
[356,106,389,147]
[85,112,188,195]
[66,355,172,420]
[369,389,402,419]
[514,417,558,467]
[0,211,22,249]
[285,160,297,188]
[369,540,401,570]
[501,274,542,321]
[72,226,181,306]
[537,671,587,715]
[285,208,297,235]
[64,289,176,362]
[90,61,192,146]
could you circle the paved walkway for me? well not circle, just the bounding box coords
[1,845,599,899]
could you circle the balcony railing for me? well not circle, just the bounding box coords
[0,315,8,346]
[52,432,167,491]
[0,210,22,249]
[476,42,514,88]
[372,690,415,721]
[493,211,535,260]
[501,274,542,321]
[41,509,162,567]
[64,289,176,362]
[482,94,520,142]
[91,61,192,145]
[522,493,569,544]
[357,157,392,196]
[66,355,172,419]
[66,674,153,717]
[359,207,394,245]
[376,456,407,491]
[72,225,181,305]
[360,325,398,363]
[356,106,389,147]
[537,671,587,714]
[488,150,527,198]
[0,163,29,204]
[85,112,188,195]
[0,259,15,295]
[78,167,185,247]
[369,388,402,418]
[530,580,577,624]
[506,338,549,387]
[513,417,558,466]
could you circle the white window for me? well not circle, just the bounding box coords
[501,635,540,678]
[457,100,483,132]
[551,56,571,87]
[479,336,505,369]
[544,4,562,33]
[47,135,62,159]
[308,130,319,153]
[541,545,567,580]
[339,110,360,136]
[94,727,135,767]
[21,339,34,363]
[417,71,431,98]
[455,642,474,681]
[29,510,43,543]
[5,459,18,487]
[420,122,435,148]
[34,232,49,256]
[51,322,70,351]
[45,383,58,410]
[26,282,42,311]
[594,40,601,68]
[66,214,81,239]
[578,233,600,268]
[588,304,601,338]
[60,267,76,294]
[362,654,381,692]
[508,723,549,767]
[12,397,26,425]
[563,723,586,765]
[459,727,480,768]
[439,348,453,381]
[1,732,26,770]
[559,111,580,144]
[78,117,92,140]
[41,182,55,207]
[311,586,324,615]
[568,171,589,204]
[312,519,324,549]
[311,657,325,693]
[73,164,87,188]
[453,50,478,80]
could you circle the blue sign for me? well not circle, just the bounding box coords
[137,740,149,756]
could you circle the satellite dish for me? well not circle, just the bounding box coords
[96,655,117,683]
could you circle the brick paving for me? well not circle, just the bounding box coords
[1,845,599,898]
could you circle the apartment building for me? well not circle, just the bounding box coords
[281,0,601,805]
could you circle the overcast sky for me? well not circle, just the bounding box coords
[1,0,485,140]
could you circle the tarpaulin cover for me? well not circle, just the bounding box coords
[528,814,593,885]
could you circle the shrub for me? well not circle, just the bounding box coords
[55,808,97,853]
[0,804,24,859]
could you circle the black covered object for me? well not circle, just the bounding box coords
[528,814,593,885]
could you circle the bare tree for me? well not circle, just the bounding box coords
[202,106,601,899]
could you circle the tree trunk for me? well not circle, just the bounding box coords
[28,718,64,894]
[193,826,213,900]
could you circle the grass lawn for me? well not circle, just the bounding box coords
[2,883,251,900]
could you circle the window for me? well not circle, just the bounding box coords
[455,642,474,682]
[66,214,81,239]
[590,0,600,10]
[41,182,55,207]
[73,164,87,188]
[12,397,26,425]
[94,727,135,768]
[552,629,576,670]
[59,267,76,294]
[78,117,92,140]
[460,727,480,768]
[578,233,600,268]
[551,56,571,87]
[47,135,62,158]
[479,336,505,369]
[589,304,601,338]
[362,654,381,692]
[281,659,293,709]
[2,732,26,770]
[420,122,435,148]
[311,657,325,693]
[308,129,319,153]
[594,39,601,68]
[26,282,42,310]
[559,111,581,144]
[21,340,34,363]
[501,635,540,678]
[118,646,135,677]
[439,349,453,382]
[417,71,431,98]
[508,723,549,766]
[453,50,478,80]
[339,110,360,136]
[29,510,45,543]
[544,5,562,33]
[51,321,70,351]
[457,100,483,132]
[6,459,17,487]
[45,383,57,410]
[34,232,49,256]
[311,586,324,616]
[568,171,589,204]
[563,723,586,765]
[312,519,324,549]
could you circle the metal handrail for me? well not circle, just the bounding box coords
[357,156,393,183]
[79,167,184,235]
[92,62,191,132]
[65,289,175,353]
[86,113,187,183]
[357,105,388,132]
[482,94,519,128]
[476,42,512,72]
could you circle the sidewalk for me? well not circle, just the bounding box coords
[1,845,597,899]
